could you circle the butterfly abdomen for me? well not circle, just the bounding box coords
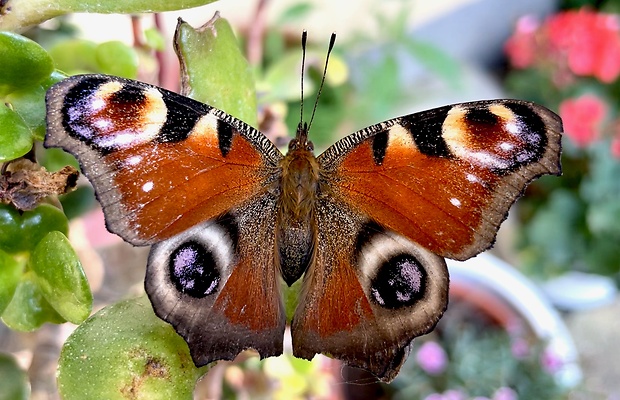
[277,147,320,285]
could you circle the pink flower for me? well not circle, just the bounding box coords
[541,349,563,374]
[505,15,540,68]
[559,94,607,147]
[416,341,448,375]
[493,387,518,400]
[443,389,467,400]
[510,338,530,359]
[423,390,466,400]
[611,135,620,158]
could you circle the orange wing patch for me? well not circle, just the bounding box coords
[335,140,500,259]
[107,130,270,243]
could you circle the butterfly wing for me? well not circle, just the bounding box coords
[318,100,562,260]
[45,74,283,245]
[145,194,286,364]
[292,100,561,381]
[292,199,449,382]
[45,74,286,363]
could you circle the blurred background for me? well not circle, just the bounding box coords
[2,0,620,399]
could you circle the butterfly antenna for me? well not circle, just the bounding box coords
[307,32,336,134]
[299,30,308,133]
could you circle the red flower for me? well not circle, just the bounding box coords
[506,9,620,83]
[547,9,620,83]
[559,94,607,147]
[505,15,540,68]
[611,134,620,158]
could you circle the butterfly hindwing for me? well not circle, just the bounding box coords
[45,74,283,245]
[318,100,562,260]
[291,198,448,381]
[145,193,285,364]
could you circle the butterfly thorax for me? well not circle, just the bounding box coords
[276,132,320,286]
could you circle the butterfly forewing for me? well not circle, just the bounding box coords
[318,100,562,260]
[45,74,282,245]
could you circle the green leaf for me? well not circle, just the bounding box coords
[31,231,92,324]
[49,39,99,74]
[5,85,47,141]
[41,69,68,90]
[59,186,98,220]
[587,200,620,237]
[96,41,139,79]
[0,32,54,95]
[0,353,30,400]
[0,0,219,31]
[0,205,23,253]
[282,279,302,323]
[261,50,312,104]
[276,2,314,24]
[401,39,462,90]
[144,28,166,52]
[0,204,69,254]
[58,296,207,400]
[0,104,34,162]
[1,273,66,331]
[524,190,586,269]
[175,16,257,128]
[0,248,24,315]
[38,146,80,172]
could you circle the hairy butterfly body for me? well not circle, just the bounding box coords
[45,61,561,381]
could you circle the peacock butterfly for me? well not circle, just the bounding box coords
[44,33,562,382]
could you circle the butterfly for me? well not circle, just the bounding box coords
[44,38,562,382]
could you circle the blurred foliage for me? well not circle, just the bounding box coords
[504,6,620,282]
[561,0,620,13]
[388,300,569,400]
[0,353,29,400]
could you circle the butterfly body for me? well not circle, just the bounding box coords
[45,74,562,382]
[277,130,319,285]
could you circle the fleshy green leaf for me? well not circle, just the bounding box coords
[0,353,30,400]
[0,104,34,162]
[0,205,23,253]
[0,0,219,31]
[0,32,54,95]
[58,296,207,400]
[41,70,68,90]
[144,28,166,52]
[49,39,99,74]
[0,248,24,315]
[18,204,69,253]
[0,204,70,254]
[175,15,257,127]
[1,273,66,331]
[31,231,92,324]
[5,85,47,141]
[95,41,139,79]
